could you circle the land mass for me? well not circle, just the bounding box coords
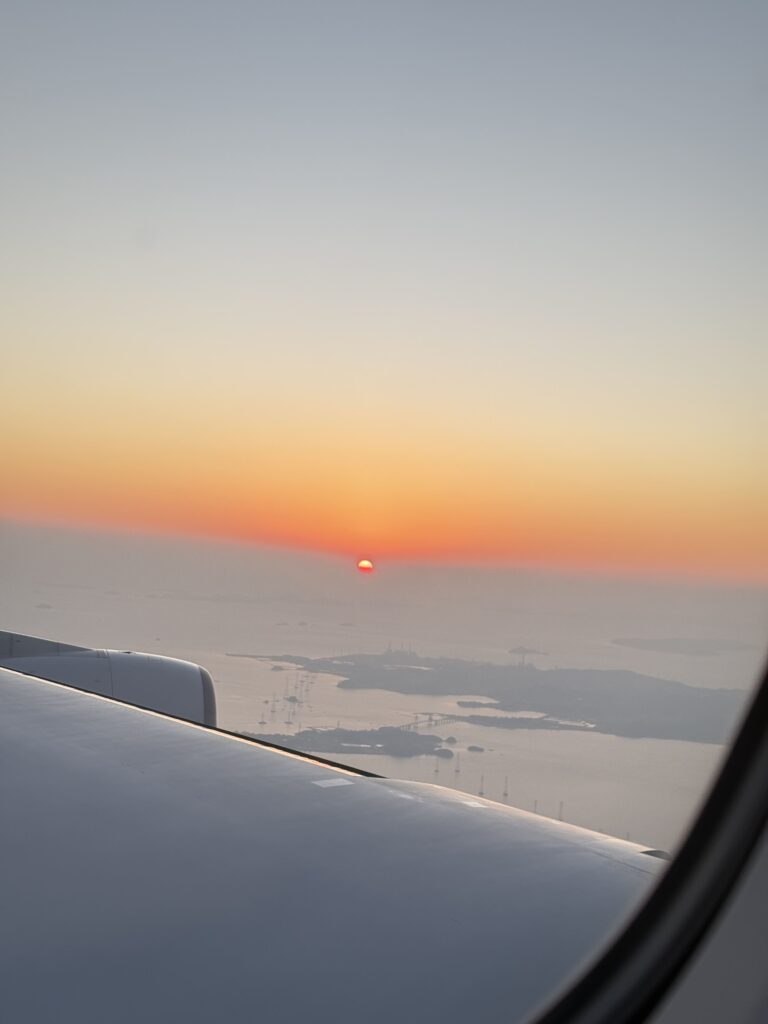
[244,726,449,758]
[228,649,747,744]
[611,637,755,657]
[246,717,597,758]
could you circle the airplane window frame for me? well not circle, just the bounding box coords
[532,659,768,1024]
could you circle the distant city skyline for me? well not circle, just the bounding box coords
[2,2,766,581]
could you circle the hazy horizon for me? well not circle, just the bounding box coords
[3,518,765,850]
[3,517,765,669]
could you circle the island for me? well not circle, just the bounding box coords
[227,649,747,744]
[243,725,451,758]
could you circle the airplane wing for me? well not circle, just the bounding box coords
[1,654,663,1024]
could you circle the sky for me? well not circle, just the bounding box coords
[2,1,767,581]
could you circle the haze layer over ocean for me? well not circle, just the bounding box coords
[2,519,765,849]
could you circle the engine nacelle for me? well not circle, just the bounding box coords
[0,631,216,726]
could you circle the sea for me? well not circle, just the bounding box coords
[1,520,765,852]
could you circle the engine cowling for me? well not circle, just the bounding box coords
[0,631,216,726]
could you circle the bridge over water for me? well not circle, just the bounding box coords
[398,714,460,732]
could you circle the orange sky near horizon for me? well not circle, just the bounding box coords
[3,380,767,583]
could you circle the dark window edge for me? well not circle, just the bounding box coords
[533,656,768,1024]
